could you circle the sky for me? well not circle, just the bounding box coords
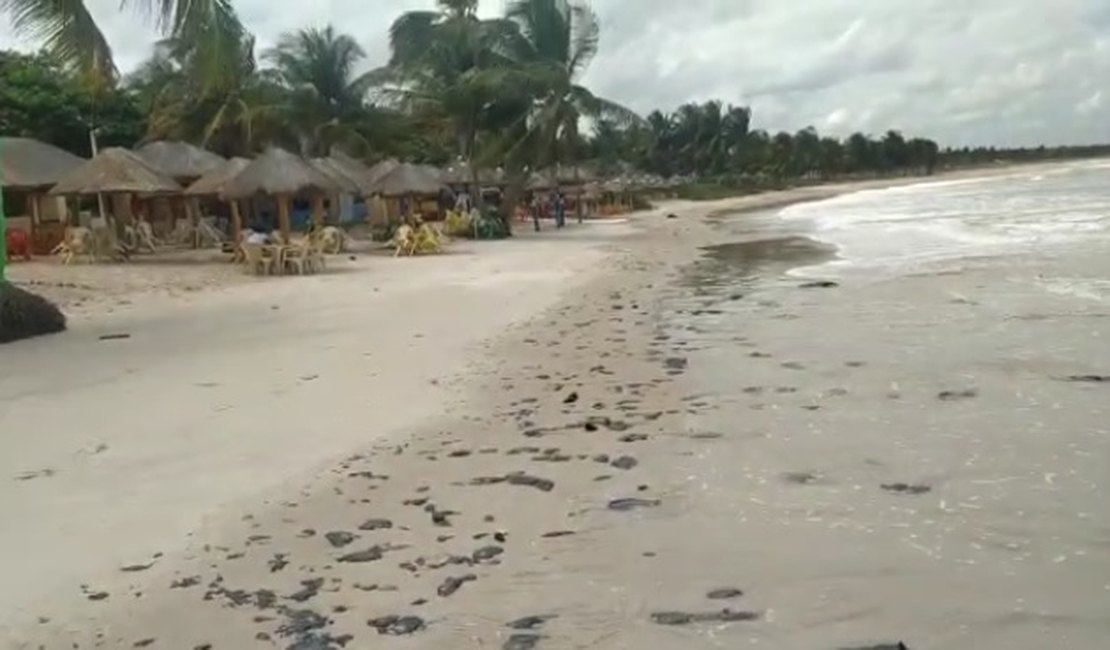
[1,0,1108,148]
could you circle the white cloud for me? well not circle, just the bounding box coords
[1077,91,1103,115]
[1,0,1107,147]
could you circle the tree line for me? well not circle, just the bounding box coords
[2,0,1107,186]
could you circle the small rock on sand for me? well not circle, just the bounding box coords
[607,498,660,512]
[437,574,477,597]
[368,615,425,636]
[358,518,393,531]
[610,456,638,470]
[799,281,838,289]
[338,547,384,563]
[707,588,744,599]
[325,531,357,548]
[472,545,504,562]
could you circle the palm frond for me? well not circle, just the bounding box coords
[567,2,599,77]
[1,0,116,80]
[389,11,441,67]
[569,85,642,127]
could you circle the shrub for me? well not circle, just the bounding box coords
[0,282,67,343]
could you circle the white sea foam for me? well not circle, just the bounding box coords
[780,163,1110,278]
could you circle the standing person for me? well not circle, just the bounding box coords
[529,192,541,232]
[554,191,567,229]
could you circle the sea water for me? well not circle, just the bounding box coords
[781,161,1110,302]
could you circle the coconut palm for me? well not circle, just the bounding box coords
[129,33,290,156]
[502,0,641,168]
[264,26,377,157]
[1,0,244,86]
[376,0,531,163]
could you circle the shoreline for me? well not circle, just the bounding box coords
[4,158,1107,649]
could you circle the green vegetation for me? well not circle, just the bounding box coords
[4,0,1108,182]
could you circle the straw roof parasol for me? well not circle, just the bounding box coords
[417,164,445,183]
[369,162,445,196]
[525,171,556,191]
[325,151,379,195]
[135,140,226,180]
[49,147,182,195]
[220,147,341,199]
[443,159,507,188]
[0,137,86,190]
[184,157,251,197]
[552,163,596,185]
[442,159,473,186]
[366,158,400,185]
[310,157,364,195]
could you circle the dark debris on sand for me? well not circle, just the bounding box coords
[607,497,660,511]
[368,615,425,635]
[650,609,759,625]
[706,588,744,599]
[937,388,978,401]
[880,483,932,495]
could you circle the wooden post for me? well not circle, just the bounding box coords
[229,199,243,244]
[277,194,291,243]
[311,194,325,229]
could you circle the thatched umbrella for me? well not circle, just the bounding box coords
[366,158,400,185]
[1,137,86,191]
[442,159,473,187]
[50,148,181,197]
[135,141,226,182]
[1,138,85,246]
[525,171,556,192]
[185,157,251,242]
[369,163,446,220]
[221,147,339,241]
[308,157,370,228]
[134,142,225,243]
[49,148,182,252]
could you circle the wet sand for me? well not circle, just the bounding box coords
[4,170,1108,649]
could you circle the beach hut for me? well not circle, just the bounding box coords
[184,157,251,242]
[134,141,226,241]
[50,147,181,205]
[369,163,446,221]
[220,147,339,242]
[0,137,86,254]
[49,148,182,257]
[310,157,369,224]
[135,141,226,182]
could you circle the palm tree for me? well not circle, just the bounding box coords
[376,0,527,163]
[502,0,641,169]
[131,33,289,156]
[264,26,377,156]
[1,0,244,86]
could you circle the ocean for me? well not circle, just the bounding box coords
[780,161,1110,301]
[659,163,1110,648]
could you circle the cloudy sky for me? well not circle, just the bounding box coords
[2,0,1108,147]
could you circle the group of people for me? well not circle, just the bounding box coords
[524,191,569,232]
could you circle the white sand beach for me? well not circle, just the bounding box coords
[3,166,1106,650]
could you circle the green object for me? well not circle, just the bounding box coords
[474,209,510,240]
